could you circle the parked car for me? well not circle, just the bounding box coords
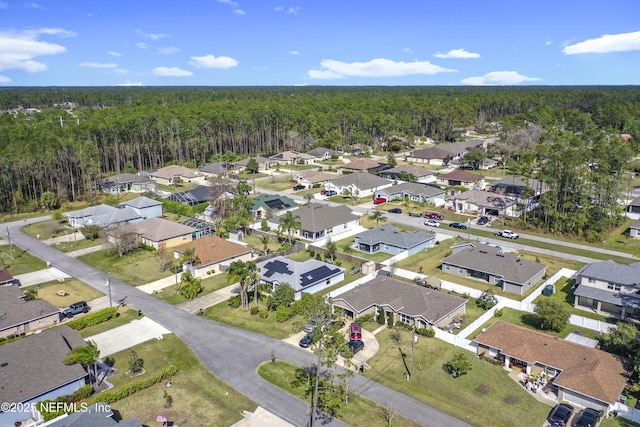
[320,189,329,195]
[373,197,387,205]
[495,229,519,239]
[299,333,316,348]
[63,301,90,318]
[324,320,346,331]
[477,215,490,225]
[424,219,440,228]
[449,222,467,230]
[575,408,603,427]
[293,184,306,191]
[341,340,364,357]
[408,212,422,217]
[323,190,337,196]
[548,403,574,426]
[303,323,316,333]
[424,212,444,220]
[349,322,362,340]
[388,208,402,214]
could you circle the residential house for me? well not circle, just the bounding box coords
[378,165,436,183]
[407,140,486,166]
[173,235,253,278]
[0,269,14,286]
[119,196,163,219]
[95,173,157,194]
[627,196,640,220]
[64,204,142,229]
[325,173,393,198]
[166,185,212,206]
[256,256,345,300]
[269,203,359,242]
[202,184,239,220]
[374,182,445,207]
[488,175,548,198]
[47,402,143,427]
[269,150,315,165]
[630,218,640,238]
[573,260,640,320]
[337,158,383,173]
[130,217,197,250]
[294,170,336,189]
[0,285,61,339]
[332,276,467,328]
[0,326,88,427]
[149,165,207,186]
[445,190,517,217]
[305,147,343,162]
[437,170,485,190]
[199,162,229,177]
[474,321,628,414]
[251,194,298,220]
[441,243,547,295]
[232,156,275,172]
[449,158,498,170]
[354,224,436,256]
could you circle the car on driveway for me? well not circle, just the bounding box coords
[373,197,387,205]
[574,408,603,427]
[424,219,440,228]
[548,403,574,426]
[449,222,467,230]
[495,230,519,239]
[408,212,422,217]
[63,301,90,318]
[325,190,337,196]
[349,322,362,340]
[388,208,402,214]
[477,215,490,225]
[293,184,306,191]
[303,323,316,333]
[424,212,444,220]
[299,333,316,348]
[341,340,364,357]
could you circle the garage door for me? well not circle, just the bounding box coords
[563,389,605,410]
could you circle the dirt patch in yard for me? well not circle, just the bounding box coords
[475,384,492,394]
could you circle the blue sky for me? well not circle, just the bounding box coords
[1,0,639,86]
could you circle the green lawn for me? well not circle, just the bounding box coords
[254,175,296,192]
[80,308,139,338]
[236,171,269,180]
[282,164,317,171]
[78,247,172,286]
[602,417,640,427]
[258,361,423,427]
[27,278,104,308]
[332,236,394,262]
[155,274,231,305]
[242,233,283,253]
[364,328,551,427]
[105,334,256,427]
[327,194,370,206]
[0,245,48,275]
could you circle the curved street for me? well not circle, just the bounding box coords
[5,217,469,427]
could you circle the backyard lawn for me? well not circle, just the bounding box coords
[27,278,104,308]
[258,361,423,427]
[332,236,393,263]
[155,273,232,305]
[79,247,172,286]
[0,245,48,275]
[106,334,256,427]
[364,328,551,427]
[254,175,296,192]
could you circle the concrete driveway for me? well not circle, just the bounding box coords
[87,316,172,357]
[16,267,70,287]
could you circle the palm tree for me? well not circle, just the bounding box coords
[234,206,253,235]
[259,233,271,254]
[278,211,302,244]
[227,260,259,309]
[303,191,314,205]
[179,270,203,300]
[325,238,337,262]
[64,340,100,384]
[368,210,388,226]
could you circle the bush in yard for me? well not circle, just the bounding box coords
[275,305,293,322]
[228,295,241,308]
[534,298,570,332]
[90,365,178,405]
[37,385,94,421]
[377,309,386,325]
[250,306,260,315]
[129,350,144,374]
[267,283,295,311]
[415,327,435,337]
[387,311,394,326]
[494,308,503,317]
[443,353,473,378]
[66,307,118,330]
[83,224,102,240]
[476,289,498,310]
[356,314,373,323]
[259,309,269,319]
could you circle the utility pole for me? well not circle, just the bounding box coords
[6,227,14,260]
[107,272,112,308]
[409,326,415,379]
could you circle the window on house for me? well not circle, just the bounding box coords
[458,268,465,274]
[400,314,412,324]
[588,277,596,284]
[327,227,333,234]
[608,282,621,291]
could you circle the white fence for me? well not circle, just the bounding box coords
[613,402,640,423]
[326,272,377,299]
[433,327,477,352]
[382,250,410,266]
[569,315,616,334]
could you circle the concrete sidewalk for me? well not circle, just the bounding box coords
[137,275,179,294]
[88,316,172,357]
[66,243,108,258]
[177,284,240,314]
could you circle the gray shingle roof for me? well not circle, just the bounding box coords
[378,182,444,198]
[292,203,359,232]
[0,285,60,331]
[379,165,435,178]
[0,326,87,403]
[119,196,161,209]
[256,256,345,292]
[442,243,547,286]
[631,218,640,230]
[129,217,196,242]
[328,173,391,191]
[446,190,516,209]
[199,162,228,174]
[96,173,152,186]
[573,284,624,306]
[355,224,435,250]
[333,276,467,324]
[63,205,142,227]
[576,260,640,286]
[306,147,341,157]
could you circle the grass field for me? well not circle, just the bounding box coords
[78,247,172,286]
[27,278,104,308]
[80,308,140,338]
[258,361,423,427]
[254,175,296,192]
[0,245,48,275]
[364,328,551,427]
[155,273,231,305]
[106,334,256,427]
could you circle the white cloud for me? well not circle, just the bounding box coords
[461,71,541,85]
[135,29,168,40]
[0,2,9,9]
[189,54,238,69]
[274,6,283,11]
[218,0,239,6]
[433,48,480,59]
[562,30,640,54]
[0,75,10,83]
[233,8,245,15]
[157,46,180,55]
[79,62,118,68]
[274,5,300,14]
[0,28,71,73]
[545,40,553,46]
[136,42,148,49]
[107,51,122,57]
[308,58,456,79]
[116,81,143,86]
[24,2,45,10]
[289,50,299,55]
[402,47,414,55]
[152,66,192,77]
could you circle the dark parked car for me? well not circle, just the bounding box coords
[449,222,468,230]
[325,320,345,331]
[299,333,316,348]
[388,208,402,214]
[341,340,364,357]
[548,403,574,426]
[408,212,422,217]
[575,408,603,427]
[293,184,306,190]
[424,212,444,220]
[477,215,489,225]
[63,301,90,318]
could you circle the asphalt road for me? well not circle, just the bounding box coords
[6,217,469,427]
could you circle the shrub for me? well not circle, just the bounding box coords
[443,353,473,378]
[356,314,373,323]
[83,224,102,240]
[90,365,178,405]
[415,327,435,337]
[494,308,503,317]
[315,253,322,260]
[387,312,394,325]
[309,250,315,258]
[275,305,293,322]
[377,309,386,325]
[476,289,498,310]
[334,260,342,266]
[37,385,94,421]
[228,295,241,308]
[259,309,269,319]
[129,350,144,374]
[250,306,260,315]
[66,307,118,330]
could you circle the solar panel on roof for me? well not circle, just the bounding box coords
[262,260,294,278]
[264,199,287,210]
[299,265,340,288]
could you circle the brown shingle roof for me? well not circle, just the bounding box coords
[151,165,201,180]
[173,235,251,267]
[339,158,381,171]
[474,321,628,404]
[439,170,484,182]
[130,217,196,242]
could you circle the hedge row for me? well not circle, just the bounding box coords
[38,384,94,421]
[89,365,178,404]
[66,307,118,330]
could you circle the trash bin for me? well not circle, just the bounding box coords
[542,284,554,297]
